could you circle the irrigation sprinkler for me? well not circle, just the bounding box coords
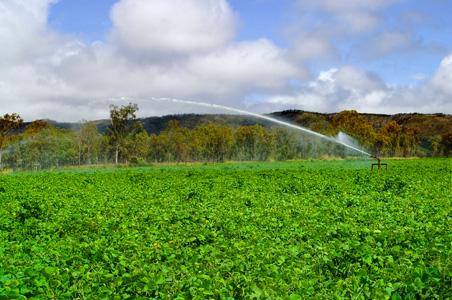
[371,155,387,172]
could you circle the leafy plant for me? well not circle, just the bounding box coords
[0,159,450,298]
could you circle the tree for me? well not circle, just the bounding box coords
[195,123,234,162]
[124,131,151,164]
[164,120,191,162]
[377,121,402,156]
[430,135,442,156]
[375,132,391,157]
[400,127,419,157]
[149,133,170,162]
[77,121,102,165]
[234,125,272,161]
[107,103,143,164]
[272,128,298,160]
[24,120,50,137]
[4,120,50,170]
[0,113,23,167]
[332,110,376,148]
[8,125,77,170]
[440,132,452,157]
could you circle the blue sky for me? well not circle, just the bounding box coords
[49,0,116,41]
[49,0,293,44]
[0,0,451,121]
[48,0,452,85]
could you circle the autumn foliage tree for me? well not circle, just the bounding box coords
[24,120,51,136]
[332,110,375,148]
[441,133,452,157]
[0,113,23,167]
[195,123,234,162]
[5,121,78,169]
[0,105,447,170]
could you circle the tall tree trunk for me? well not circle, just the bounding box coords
[78,142,81,166]
[87,146,91,165]
[115,144,119,164]
[0,139,3,169]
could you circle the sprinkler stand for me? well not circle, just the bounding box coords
[371,156,387,172]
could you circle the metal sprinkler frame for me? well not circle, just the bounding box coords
[371,155,388,172]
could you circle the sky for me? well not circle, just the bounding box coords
[1,0,452,121]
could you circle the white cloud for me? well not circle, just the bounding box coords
[0,0,450,122]
[334,66,386,92]
[291,36,337,61]
[288,0,407,65]
[297,0,396,33]
[53,39,299,100]
[0,0,56,64]
[262,58,452,114]
[0,0,302,121]
[265,67,390,113]
[184,39,302,94]
[364,31,425,59]
[430,53,452,95]
[110,0,236,57]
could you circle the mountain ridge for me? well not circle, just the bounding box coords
[29,110,450,140]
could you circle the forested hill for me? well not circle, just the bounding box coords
[148,111,452,155]
[25,110,451,157]
[30,114,273,133]
[149,110,452,156]
[42,110,451,138]
[272,110,451,141]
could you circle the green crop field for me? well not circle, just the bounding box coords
[0,159,451,299]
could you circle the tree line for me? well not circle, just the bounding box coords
[277,109,451,157]
[0,104,449,170]
[327,110,450,157]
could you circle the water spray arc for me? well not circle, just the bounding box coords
[147,97,372,157]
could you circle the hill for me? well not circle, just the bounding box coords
[26,111,451,138]
[21,110,451,157]
[273,110,451,144]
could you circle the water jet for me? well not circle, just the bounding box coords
[144,97,372,157]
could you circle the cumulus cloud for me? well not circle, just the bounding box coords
[110,0,236,57]
[184,39,302,94]
[334,66,386,92]
[264,66,391,113]
[430,54,452,95]
[262,54,452,114]
[0,0,302,121]
[0,0,89,120]
[0,0,56,64]
[55,39,299,100]
[0,0,450,122]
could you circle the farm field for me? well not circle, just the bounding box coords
[0,159,451,299]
